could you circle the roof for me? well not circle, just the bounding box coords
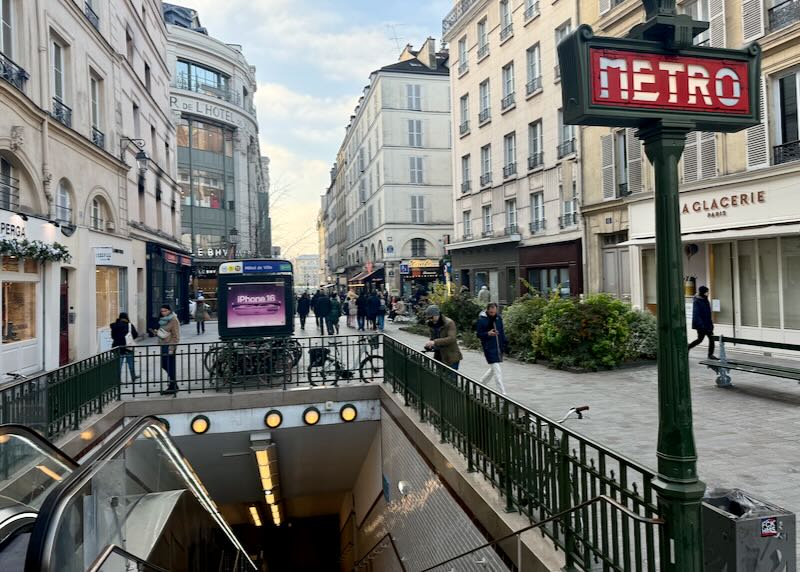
[377,53,450,77]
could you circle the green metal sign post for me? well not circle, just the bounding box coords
[558,2,761,570]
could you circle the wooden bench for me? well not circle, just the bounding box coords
[700,336,800,388]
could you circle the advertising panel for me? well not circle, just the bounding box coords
[226,282,286,328]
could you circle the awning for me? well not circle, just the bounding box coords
[621,223,800,247]
[446,233,521,251]
[348,268,385,286]
[348,271,369,285]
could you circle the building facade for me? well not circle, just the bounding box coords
[294,254,322,292]
[443,0,583,305]
[0,0,182,374]
[162,3,269,314]
[582,0,800,344]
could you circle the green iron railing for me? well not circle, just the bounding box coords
[1,349,120,438]
[383,336,662,571]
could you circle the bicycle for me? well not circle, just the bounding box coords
[306,335,383,386]
[205,338,296,387]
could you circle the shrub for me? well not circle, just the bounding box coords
[460,330,482,350]
[532,294,632,370]
[503,295,548,361]
[626,310,658,360]
[413,284,482,335]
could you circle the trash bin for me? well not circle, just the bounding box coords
[703,488,796,572]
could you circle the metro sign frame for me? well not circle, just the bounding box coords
[558,24,761,132]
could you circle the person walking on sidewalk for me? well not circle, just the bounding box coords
[376,292,387,331]
[315,292,332,336]
[366,290,380,331]
[111,312,140,382]
[327,292,341,335]
[297,292,311,330]
[688,285,717,359]
[477,285,491,305]
[423,305,463,370]
[476,303,508,394]
[149,305,180,394]
[356,291,368,331]
[194,296,209,335]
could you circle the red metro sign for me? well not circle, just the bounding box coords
[590,49,750,115]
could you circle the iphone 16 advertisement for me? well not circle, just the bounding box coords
[226,282,285,328]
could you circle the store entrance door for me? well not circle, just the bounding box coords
[59,271,69,366]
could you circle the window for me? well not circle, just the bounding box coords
[527,268,570,295]
[359,179,366,202]
[408,119,422,147]
[125,28,134,62]
[682,0,709,45]
[614,130,628,196]
[500,0,511,30]
[406,84,421,111]
[502,62,515,98]
[558,109,575,156]
[95,267,126,329]
[477,19,488,50]
[411,238,426,257]
[479,80,490,121]
[482,205,493,234]
[526,44,541,93]
[528,121,543,167]
[459,94,469,125]
[561,182,577,227]
[1,0,13,57]
[56,180,72,223]
[525,0,539,19]
[409,157,423,184]
[0,157,15,211]
[144,62,151,92]
[458,37,468,73]
[776,71,799,164]
[176,60,230,99]
[3,282,36,343]
[411,195,425,223]
[367,205,374,231]
[461,155,471,189]
[505,199,517,231]
[555,21,572,44]
[783,237,800,329]
[52,40,65,102]
[530,192,544,229]
[133,103,140,138]
[463,210,472,237]
[480,144,492,179]
[504,132,516,169]
[90,75,101,128]
[91,197,106,230]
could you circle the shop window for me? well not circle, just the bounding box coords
[96,266,126,328]
[176,120,189,148]
[642,249,657,313]
[759,238,780,328]
[526,267,570,295]
[782,237,800,329]
[2,256,18,271]
[737,240,758,327]
[710,243,734,325]
[23,259,37,274]
[2,282,36,343]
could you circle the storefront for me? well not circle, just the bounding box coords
[348,266,385,292]
[518,240,583,298]
[399,259,443,298]
[146,242,192,331]
[626,165,800,344]
[448,240,520,305]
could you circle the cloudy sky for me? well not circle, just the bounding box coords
[176,0,451,258]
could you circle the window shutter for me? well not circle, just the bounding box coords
[682,131,699,183]
[700,132,718,179]
[419,196,425,223]
[601,133,615,199]
[746,75,770,170]
[600,0,611,15]
[411,196,417,223]
[708,0,726,47]
[742,0,765,43]
[626,128,642,194]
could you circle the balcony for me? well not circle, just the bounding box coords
[500,23,514,41]
[480,172,492,187]
[526,75,542,96]
[84,2,100,30]
[91,127,105,149]
[524,1,540,20]
[554,64,561,80]
[442,0,480,37]
[51,98,73,128]
[481,229,495,238]
[774,140,800,165]
[501,92,516,111]
[618,182,630,197]
[504,224,519,235]
[528,153,543,170]
[529,219,545,233]
[0,172,20,211]
[769,0,800,32]
[503,162,517,178]
[461,180,472,193]
[0,52,30,92]
[557,138,576,159]
[559,212,577,229]
[478,107,491,124]
[458,61,469,75]
[459,120,470,135]
[477,43,490,60]
[462,233,474,241]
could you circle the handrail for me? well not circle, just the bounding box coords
[0,423,79,471]
[352,532,407,572]
[87,544,169,572]
[419,495,664,572]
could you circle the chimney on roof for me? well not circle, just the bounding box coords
[419,37,437,69]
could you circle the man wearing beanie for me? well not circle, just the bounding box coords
[423,305,463,370]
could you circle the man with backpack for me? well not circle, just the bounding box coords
[476,303,508,394]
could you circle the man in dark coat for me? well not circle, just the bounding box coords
[366,291,380,331]
[315,293,332,335]
[688,285,717,359]
[476,303,507,394]
[356,292,368,331]
[297,292,311,330]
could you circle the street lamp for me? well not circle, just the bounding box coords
[120,137,150,174]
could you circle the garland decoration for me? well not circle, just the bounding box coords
[0,238,72,263]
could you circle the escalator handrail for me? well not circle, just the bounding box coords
[87,543,170,572]
[24,416,256,572]
[0,424,79,471]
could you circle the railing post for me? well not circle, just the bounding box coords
[437,367,445,443]
[502,399,514,513]
[464,378,474,473]
[558,434,575,569]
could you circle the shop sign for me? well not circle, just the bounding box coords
[681,191,766,218]
[399,263,410,274]
[409,259,439,268]
[94,247,112,265]
[164,251,178,265]
[196,247,228,258]
[0,219,25,238]
[169,95,247,129]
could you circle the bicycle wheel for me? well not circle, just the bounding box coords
[203,345,223,373]
[358,355,383,383]
[307,357,340,385]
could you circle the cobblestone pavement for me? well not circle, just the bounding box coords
[141,314,800,555]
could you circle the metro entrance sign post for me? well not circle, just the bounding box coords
[558,2,760,570]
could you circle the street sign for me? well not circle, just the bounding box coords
[399,263,410,275]
[558,25,760,131]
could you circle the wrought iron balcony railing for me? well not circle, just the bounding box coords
[773,140,800,165]
[91,126,105,149]
[529,219,545,233]
[458,61,469,75]
[526,75,542,95]
[442,0,480,37]
[462,233,474,241]
[501,92,516,110]
[84,2,100,30]
[477,43,490,60]
[481,229,495,238]
[559,212,577,229]
[0,52,30,92]
[461,180,472,193]
[0,173,20,211]
[769,0,800,32]
[528,152,543,170]
[524,1,540,20]
[52,98,73,128]
[618,182,630,197]
[173,73,246,109]
[557,138,576,158]
[479,172,492,186]
[500,23,514,41]
[459,120,470,135]
[478,107,491,124]
[503,162,517,178]
[504,224,519,235]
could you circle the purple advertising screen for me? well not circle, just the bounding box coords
[226,282,286,328]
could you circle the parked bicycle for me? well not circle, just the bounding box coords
[307,335,383,386]
[204,338,297,387]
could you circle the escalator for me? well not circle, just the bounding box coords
[0,418,256,571]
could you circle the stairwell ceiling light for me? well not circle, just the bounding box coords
[191,415,210,434]
[303,406,321,426]
[340,404,358,422]
[264,410,283,429]
[248,506,262,527]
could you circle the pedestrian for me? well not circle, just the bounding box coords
[423,305,463,370]
[476,303,508,395]
[327,292,341,335]
[149,304,180,394]
[194,295,208,335]
[477,285,491,305]
[297,292,311,330]
[110,312,140,382]
[315,291,332,336]
[376,292,387,331]
[366,290,380,331]
[342,298,351,328]
[688,285,717,359]
[356,291,368,331]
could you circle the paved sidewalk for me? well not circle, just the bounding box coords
[150,314,800,556]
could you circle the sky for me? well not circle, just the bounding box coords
[176,0,452,258]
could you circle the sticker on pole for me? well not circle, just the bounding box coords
[761,517,778,537]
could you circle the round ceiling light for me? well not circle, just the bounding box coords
[190,415,210,435]
[340,404,358,423]
[303,407,321,426]
[264,410,283,429]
